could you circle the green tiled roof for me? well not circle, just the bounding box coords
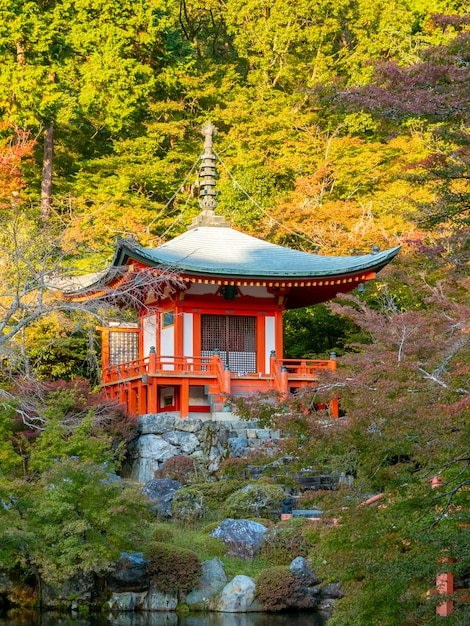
[114,226,400,278]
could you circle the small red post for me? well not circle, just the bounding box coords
[327,351,337,371]
[223,366,231,395]
[436,568,454,617]
[329,397,339,418]
[148,346,157,374]
[430,476,454,616]
[281,366,289,394]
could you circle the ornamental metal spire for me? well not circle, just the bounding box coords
[188,122,229,229]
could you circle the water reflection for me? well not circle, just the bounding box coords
[0,610,326,626]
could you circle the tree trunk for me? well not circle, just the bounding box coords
[41,123,54,221]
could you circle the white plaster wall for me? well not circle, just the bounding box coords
[183,313,193,357]
[189,386,208,406]
[161,325,174,369]
[265,316,275,373]
[142,314,157,358]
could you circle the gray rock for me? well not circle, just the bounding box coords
[289,556,321,586]
[228,438,249,457]
[210,575,261,613]
[142,478,183,517]
[131,457,160,483]
[131,435,179,482]
[175,418,203,433]
[42,572,96,608]
[210,519,267,559]
[321,582,344,599]
[255,429,272,439]
[162,431,200,455]
[108,553,149,593]
[107,590,147,611]
[136,434,179,461]
[143,584,178,610]
[185,557,228,607]
[139,413,176,435]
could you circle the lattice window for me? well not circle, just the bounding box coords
[109,331,139,366]
[201,314,256,373]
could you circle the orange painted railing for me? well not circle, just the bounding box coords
[279,357,337,375]
[103,355,216,384]
[101,353,339,417]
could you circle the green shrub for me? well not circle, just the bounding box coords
[145,542,201,594]
[261,519,309,565]
[222,483,285,519]
[255,566,312,611]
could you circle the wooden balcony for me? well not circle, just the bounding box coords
[101,351,338,418]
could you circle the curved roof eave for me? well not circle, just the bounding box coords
[113,238,401,280]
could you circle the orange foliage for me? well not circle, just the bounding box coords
[0,123,35,209]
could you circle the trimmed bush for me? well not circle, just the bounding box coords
[222,483,285,519]
[145,542,202,594]
[255,566,314,611]
[154,455,195,484]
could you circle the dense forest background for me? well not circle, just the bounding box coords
[0,1,469,624]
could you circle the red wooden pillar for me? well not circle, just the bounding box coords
[180,379,189,418]
[138,383,147,415]
[128,385,138,417]
[119,385,127,410]
[99,327,110,382]
[174,302,184,358]
[146,379,157,413]
[275,308,283,359]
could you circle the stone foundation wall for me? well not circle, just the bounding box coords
[124,413,280,483]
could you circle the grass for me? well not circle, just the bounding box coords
[150,519,273,582]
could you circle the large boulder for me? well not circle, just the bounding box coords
[142,478,183,517]
[210,519,267,559]
[185,557,227,608]
[162,431,200,455]
[42,572,97,609]
[106,590,148,611]
[142,585,178,611]
[209,575,261,613]
[131,436,179,482]
[108,553,149,593]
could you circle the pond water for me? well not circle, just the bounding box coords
[0,610,326,626]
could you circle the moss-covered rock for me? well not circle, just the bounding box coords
[222,482,285,519]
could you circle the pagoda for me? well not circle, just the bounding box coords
[68,123,400,419]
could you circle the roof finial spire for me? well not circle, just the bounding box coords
[199,122,218,212]
[188,122,229,229]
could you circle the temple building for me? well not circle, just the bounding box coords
[67,123,400,419]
